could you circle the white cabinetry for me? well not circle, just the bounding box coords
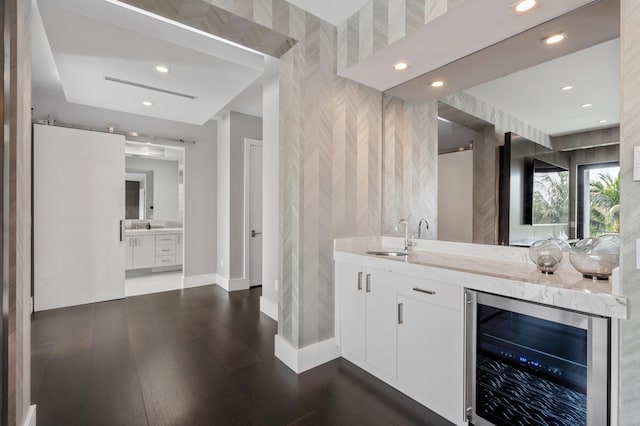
[338,262,397,379]
[125,237,133,270]
[125,231,183,270]
[397,278,463,424]
[155,233,177,267]
[176,233,183,265]
[126,235,156,269]
[336,260,464,426]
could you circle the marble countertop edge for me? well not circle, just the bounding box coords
[125,228,183,235]
[334,241,628,320]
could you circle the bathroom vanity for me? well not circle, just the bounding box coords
[334,237,627,426]
[125,228,183,270]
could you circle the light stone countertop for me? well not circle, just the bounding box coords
[334,236,628,319]
[125,228,183,235]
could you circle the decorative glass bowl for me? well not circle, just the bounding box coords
[529,239,564,274]
[569,235,620,279]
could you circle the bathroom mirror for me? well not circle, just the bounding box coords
[125,170,154,219]
[124,142,184,221]
[381,1,620,246]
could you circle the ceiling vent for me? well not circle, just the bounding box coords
[104,76,198,100]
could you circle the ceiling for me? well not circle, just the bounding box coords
[32,0,369,125]
[341,0,598,91]
[34,0,265,125]
[32,0,621,139]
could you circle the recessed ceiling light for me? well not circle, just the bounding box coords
[514,0,537,14]
[393,62,408,71]
[155,65,170,73]
[543,33,566,45]
[599,119,608,124]
[561,85,573,91]
[142,101,153,106]
[581,103,593,108]
[431,80,444,88]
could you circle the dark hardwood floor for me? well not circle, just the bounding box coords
[32,285,453,425]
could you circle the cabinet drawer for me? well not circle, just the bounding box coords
[156,234,177,245]
[156,245,176,256]
[155,255,176,267]
[397,277,461,311]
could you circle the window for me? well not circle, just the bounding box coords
[577,162,620,238]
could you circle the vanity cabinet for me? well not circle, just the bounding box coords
[336,260,464,425]
[338,262,397,379]
[155,233,177,267]
[176,234,183,265]
[396,279,463,424]
[125,235,156,269]
[125,231,183,270]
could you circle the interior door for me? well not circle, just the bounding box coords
[248,140,263,287]
[34,124,125,311]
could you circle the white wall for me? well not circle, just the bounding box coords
[184,137,217,277]
[33,88,218,280]
[438,150,474,243]
[217,114,231,281]
[262,69,279,312]
[125,156,180,220]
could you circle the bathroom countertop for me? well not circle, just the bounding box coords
[125,228,183,235]
[334,236,628,319]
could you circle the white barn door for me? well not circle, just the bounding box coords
[34,124,125,311]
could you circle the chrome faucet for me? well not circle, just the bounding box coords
[418,218,430,239]
[396,218,410,252]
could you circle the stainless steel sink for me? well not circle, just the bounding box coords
[366,250,408,257]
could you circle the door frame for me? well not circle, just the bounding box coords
[244,138,263,287]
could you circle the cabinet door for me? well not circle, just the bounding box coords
[125,237,133,270]
[338,262,366,361]
[365,269,397,379]
[176,234,183,265]
[133,235,156,268]
[397,295,462,424]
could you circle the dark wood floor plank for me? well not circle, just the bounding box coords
[32,285,452,426]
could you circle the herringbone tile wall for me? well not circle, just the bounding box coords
[119,0,298,57]
[441,91,551,148]
[472,127,498,245]
[277,12,384,348]
[337,0,453,74]
[620,2,640,423]
[382,94,438,239]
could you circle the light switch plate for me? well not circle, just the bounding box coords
[634,146,640,181]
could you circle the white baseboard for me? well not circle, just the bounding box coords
[23,405,36,426]
[259,296,278,321]
[216,274,249,292]
[182,273,217,289]
[274,335,340,374]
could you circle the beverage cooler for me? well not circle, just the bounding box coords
[465,290,610,426]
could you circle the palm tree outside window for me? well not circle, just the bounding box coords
[577,162,620,238]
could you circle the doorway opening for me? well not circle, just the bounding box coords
[244,138,263,288]
[124,141,186,297]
